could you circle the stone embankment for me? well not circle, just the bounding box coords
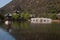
[52,20,60,23]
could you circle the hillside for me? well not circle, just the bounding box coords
[0,0,60,16]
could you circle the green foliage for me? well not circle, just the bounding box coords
[0,14,5,20]
[12,13,19,20]
[50,9,57,13]
[47,4,57,19]
[49,13,56,19]
[20,11,30,20]
[12,11,30,20]
[20,22,29,29]
[48,6,57,13]
[12,21,30,29]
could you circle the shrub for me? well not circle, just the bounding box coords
[12,13,19,20]
[20,11,30,20]
[49,13,56,20]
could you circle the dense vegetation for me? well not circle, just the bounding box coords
[0,11,30,21]
[0,0,60,20]
[12,11,30,21]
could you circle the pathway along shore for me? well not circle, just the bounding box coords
[52,20,60,23]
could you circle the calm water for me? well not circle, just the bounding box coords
[0,28,15,40]
[0,21,60,40]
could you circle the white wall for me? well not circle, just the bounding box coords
[31,18,52,23]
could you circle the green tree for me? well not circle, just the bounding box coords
[12,13,19,20]
[49,13,56,19]
[20,11,30,20]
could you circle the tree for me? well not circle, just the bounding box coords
[12,13,19,20]
[49,13,56,19]
[20,11,30,20]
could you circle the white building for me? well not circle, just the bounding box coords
[31,18,52,23]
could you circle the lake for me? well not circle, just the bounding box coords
[0,21,60,40]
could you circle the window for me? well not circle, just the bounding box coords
[47,20,49,22]
[36,19,38,21]
[44,20,46,22]
[33,20,35,21]
[40,19,42,22]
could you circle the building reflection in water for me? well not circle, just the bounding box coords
[5,20,12,32]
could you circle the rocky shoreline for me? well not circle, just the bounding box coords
[52,20,60,23]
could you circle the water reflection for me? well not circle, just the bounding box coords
[0,28,15,40]
[0,21,60,40]
[11,22,60,40]
[4,21,12,32]
[12,21,30,30]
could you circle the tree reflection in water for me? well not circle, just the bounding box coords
[1,21,60,40]
[11,21,30,32]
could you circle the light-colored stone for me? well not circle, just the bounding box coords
[31,18,52,24]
